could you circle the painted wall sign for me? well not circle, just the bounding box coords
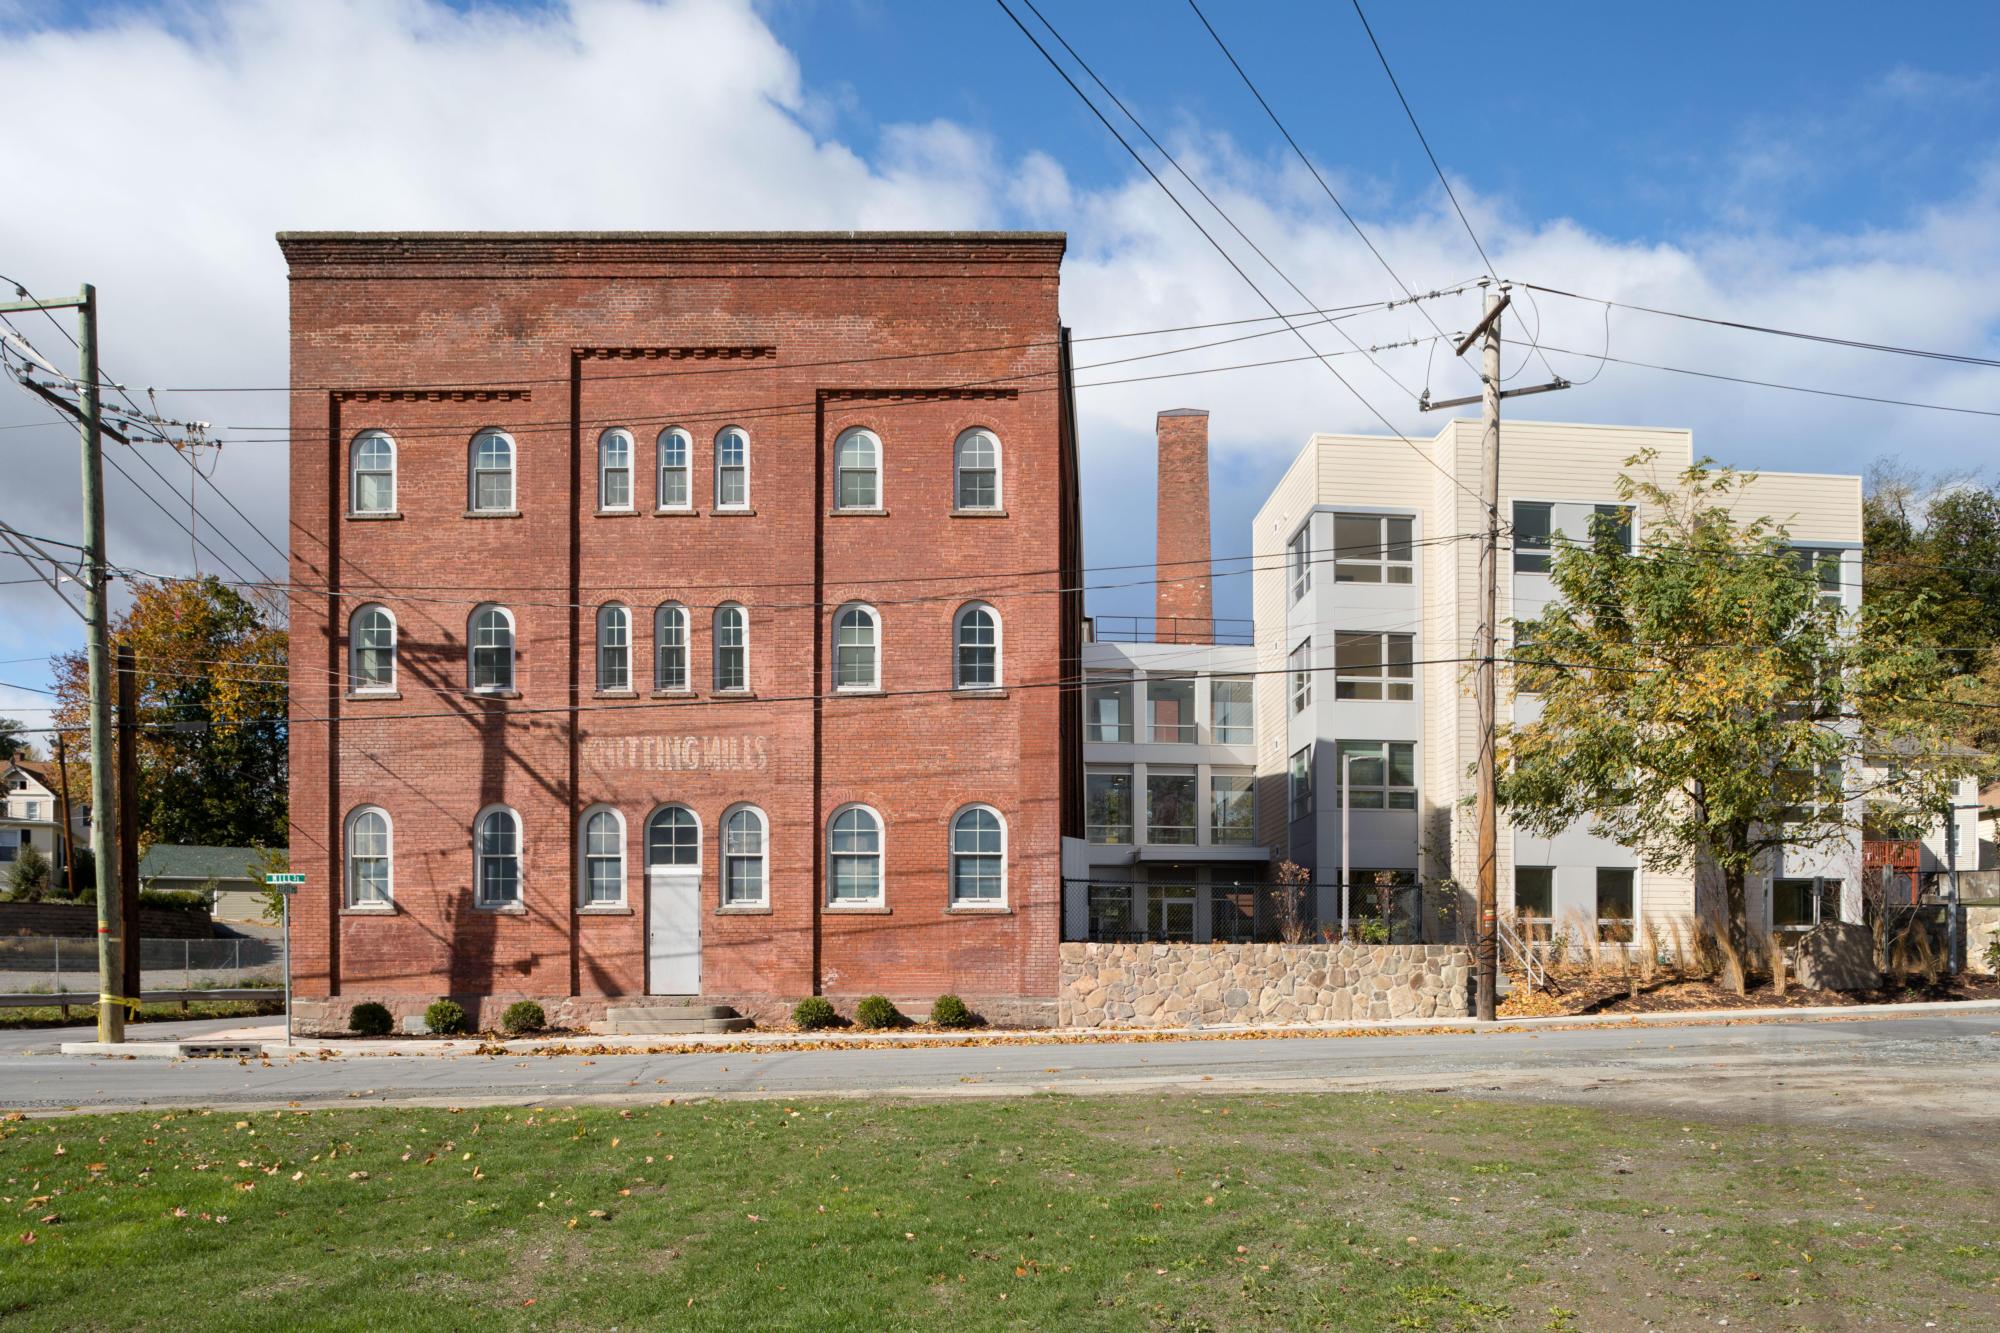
[583,735,773,773]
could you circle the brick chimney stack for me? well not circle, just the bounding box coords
[1154,408,1213,643]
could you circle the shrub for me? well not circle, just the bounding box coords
[501,1000,546,1035]
[1357,918,1391,945]
[424,998,469,1036]
[791,996,839,1031]
[5,845,51,901]
[929,994,977,1029]
[348,1001,392,1037]
[854,994,903,1030]
[137,888,207,911]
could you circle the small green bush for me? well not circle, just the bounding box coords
[423,998,469,1036]
[792,996,839,1031]
[137,888,207,911]
[854,994,903,1030]
[348,1001,392,1037]
[929,994,977,1029]
[501,1000,546,1035]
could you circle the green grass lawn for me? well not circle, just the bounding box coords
[0,999,282,1029]
[1,1093,1993,1331]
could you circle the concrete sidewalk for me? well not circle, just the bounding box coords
[56,995,2000,1060]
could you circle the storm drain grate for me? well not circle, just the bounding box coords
[179,1041,264,1059]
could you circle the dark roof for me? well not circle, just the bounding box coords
[138,845,269,883]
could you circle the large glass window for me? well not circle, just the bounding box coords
[351,430,395,514]
[1791,546,1845,609]
[1085,673,1133,742]
[654,603,688,691]
[722,806,767,906]
[581,807,625,907]
[1513,501,1553,573]
[1145,769,1197,845]
[1514,865,1553,928]
[1592,503,1633,553]
[1210,676,1254,744]
[1289,748,1313,822]
[1773,877,1839,933]
[1289,639,1312,714]
[1335,741,1416,810]
[646,805,699,868]
[827,806,883,905]
[344,806,392,908]
[1211,772,1255,845]
[1596,867,1634,943]
[475,806,521,908]
[1334,631,1414,701]
[1147,674,1196,743]
[599,428,634,510]
[834,428,880,510]
[1089,883,1135,939]
[1334,513,1413,584]
[715,427,750,509]
[596,604,630,692]
[954,603,1000,688]
[469,605,515,693]
[1086,767,1133,844]
[1288,524,1312,601]
[470,428,515,512]
[833,604,880,690]
[950,806,1005,904]
[954,428,1000,511]
[657,428,691,509]
[350,604,395,692]
[714,604,747,692]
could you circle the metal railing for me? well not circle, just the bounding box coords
[0,935,283,999]
[1088,615,1255,646]
[1063,878,1425,945]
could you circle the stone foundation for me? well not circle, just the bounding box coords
[291,991,1057,1036]
[1059,941,1473,1028]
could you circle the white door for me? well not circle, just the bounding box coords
[648,870,701,995]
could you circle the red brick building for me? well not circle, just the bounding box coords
[279,232,1081,1031]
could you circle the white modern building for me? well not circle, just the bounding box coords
[1252,418,1865,942]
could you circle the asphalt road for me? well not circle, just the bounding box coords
[5,1010,1999,1130]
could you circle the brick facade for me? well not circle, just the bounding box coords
[1153,409,1212,642]
[280,232,1081,1031]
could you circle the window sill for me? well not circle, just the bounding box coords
[463,509,522,519]
[593,690,639,700]
[650,688,697,699]
[945,904,1010,915]
[832,687,885,697]
[472,901,527,915]
[711,508,757,518]
[577,904,632,916]
[950,508,1007,519]
[594,508,640,518]
[347,511,403,521]
[829,507,889,517]
[712,689,756,699]
[468,689,522,700]
[346,690,401,701]
[717,904,772,915]
[825,904,891,915]
[653,507,700,518]
[953,687,1007,699]
[340,905,398,917]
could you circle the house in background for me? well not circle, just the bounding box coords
[139,845,273,921]
[1,760,75,888]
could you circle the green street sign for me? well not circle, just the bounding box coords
[265,873,306,886]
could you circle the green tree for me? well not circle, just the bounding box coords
[1500,453,1983,993]
[51,576,287,848]
[6,844,52,901]
[0,718,30,763]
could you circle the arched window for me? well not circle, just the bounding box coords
[657,428,691,510]
[715,426,749,510]
[721,804,767,907]
[579,805,626,908]
[955,428,1000,511]
[470,428,516,513]
[475,805,522,908]
[953,602,1000,689]
[350,430,395,514]
[344,806,392,909]
[646,804,700,869]
[599,428,634,510]
[833,603,880,691]
[949,804,1006,906]
[827,805,884,906]
[834,427,881,510]
[597,603,631,692]
[654,603,689,691]
[469,604,515,693]
[714,603,748,692]
[350,604,396,693]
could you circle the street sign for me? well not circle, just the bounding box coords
[265,873,305,893]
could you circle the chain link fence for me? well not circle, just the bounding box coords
[0,935,283,998]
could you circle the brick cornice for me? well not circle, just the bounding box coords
[820,387,1021,403]
[575,346,775,363]
[333,387,531,403]
[278,231,1066,276]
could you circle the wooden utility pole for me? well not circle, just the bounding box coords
[53,731,77,898]
[117,645,141,1001]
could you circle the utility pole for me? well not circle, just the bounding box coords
[53,731,77,897]
[117,645,141,1002]
[1422,281,1568,1021]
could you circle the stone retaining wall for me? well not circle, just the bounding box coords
[1059,941,1472,1028]
[0,901,215,941]
[291,992,1058,1037]
[1967,905,2000,974]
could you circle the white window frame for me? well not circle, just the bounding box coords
[1333,512,1414,584]
[714,426,750,510]
[474,804,523,910]
[832,602,880,692]
[469,428,516,513]
[349,603,396,694]
[1289,638,1312,713]
[953,601,1001,689]
[1287,522,1311,602]
[577,804,628,910]
[1335,740,1418,811]
[596,603,631,693]
[826,803,885,908]
[654,602,690,691]
[713,603,748,692]
[833,427,882,511]
[645,804,702,871]
[1210,676,1254,745]
[949,803,1008,908]
[721,803,769,908]
[1288,748,1313,823]
[468,604,516,693]
[1334,630,1415,702]
[598,427,635,511]
[344,805,393,910]
[350,429,396,515]
[656,427,692,511]
[954,427,1001,511]
[1210,771,1256,846]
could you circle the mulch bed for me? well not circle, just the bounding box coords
[1500,966,2000,1018]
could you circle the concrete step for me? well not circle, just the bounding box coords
[602,1003,752,1035]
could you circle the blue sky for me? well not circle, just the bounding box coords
[3,0,2000,731]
